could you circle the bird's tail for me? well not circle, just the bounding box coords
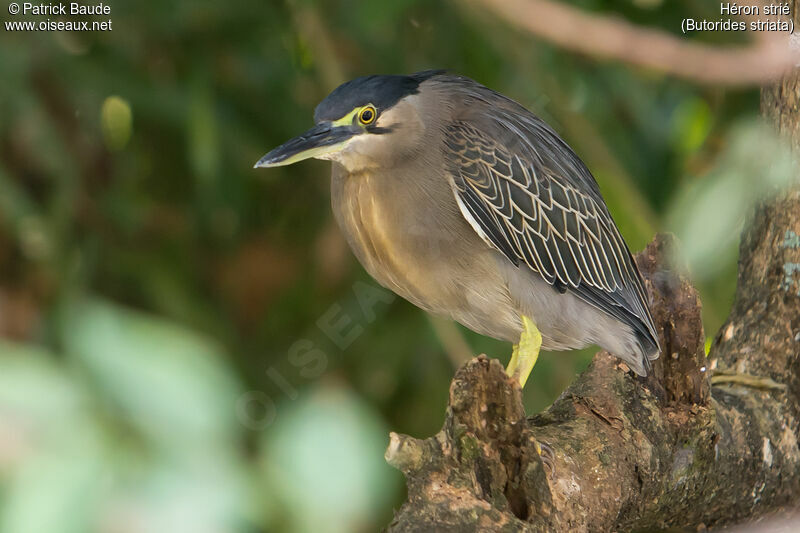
[636,328,661,375]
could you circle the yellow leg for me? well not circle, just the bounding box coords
[509,315,542,388]
[506,343,520,375]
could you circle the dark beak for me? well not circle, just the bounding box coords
[253,123,359,168]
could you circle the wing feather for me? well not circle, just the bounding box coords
[443,119,660,356]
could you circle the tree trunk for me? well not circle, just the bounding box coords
[385,16,800,533]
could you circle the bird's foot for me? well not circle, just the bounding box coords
[511,315,542,388]
[506,343,520,376]
[533,438,555,477]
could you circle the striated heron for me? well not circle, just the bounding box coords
[255,71,660,387]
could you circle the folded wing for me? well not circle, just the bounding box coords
[444,116,660,360]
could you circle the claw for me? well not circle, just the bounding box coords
[533,439,555,477]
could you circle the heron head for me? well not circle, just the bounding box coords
[254,70,444,171]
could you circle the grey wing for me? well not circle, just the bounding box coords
[443,119,660,360]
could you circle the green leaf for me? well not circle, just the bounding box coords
[0,342,105,533]
[259,385,399,533]
[60,298,243,452]
[667,120,796,279]
[0,342,83,425]
[670,97,712,154]
[101,96,133,151]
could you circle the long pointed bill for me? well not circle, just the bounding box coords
[253,123,359,168]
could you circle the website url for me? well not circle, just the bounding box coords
[5,19,112,31]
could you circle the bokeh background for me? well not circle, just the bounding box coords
[0,1,793,532]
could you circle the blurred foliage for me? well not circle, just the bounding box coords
[0,0,783,530]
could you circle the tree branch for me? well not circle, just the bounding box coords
[387,228,798,531]
[465,0,799,85]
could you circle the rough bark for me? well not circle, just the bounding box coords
[385,22,800,533]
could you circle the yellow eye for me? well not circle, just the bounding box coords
[358,106,376,125]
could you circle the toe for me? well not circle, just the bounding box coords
[535,440,556,477]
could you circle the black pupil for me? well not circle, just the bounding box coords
[362,109,373,122]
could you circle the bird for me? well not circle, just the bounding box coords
[255,70,660,387]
